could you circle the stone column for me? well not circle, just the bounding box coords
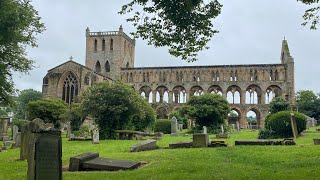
[261,90,266,104]
[168,91,173,104]
[240,90,246,105]
[186,90,190,102]
[152,90,156,103]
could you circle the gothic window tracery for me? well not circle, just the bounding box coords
[62,73,78,104]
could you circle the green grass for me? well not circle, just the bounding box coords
[1,128,320,179]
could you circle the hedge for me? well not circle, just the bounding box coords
[154,119,171,134]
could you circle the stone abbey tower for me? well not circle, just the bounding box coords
[43,26,295,128]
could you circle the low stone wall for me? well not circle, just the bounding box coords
[169,142,192,149]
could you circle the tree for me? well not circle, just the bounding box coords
[80,81,156,139]
[14,89,42,119]
[0,0,45,106]
[268,96,290,114]
[296,90,320,119]
[300,0,320,29]
[185,93,230,131]
[119,0,222,62]
[60,103,84,131]
[27,98,68,128]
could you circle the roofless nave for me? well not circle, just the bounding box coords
[43,26,295,128]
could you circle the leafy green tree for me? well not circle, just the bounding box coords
[300,0,320,30]
[61,103,84,131]
[185,93,230,131]
[27,98,68,128]
[119,0,222,62]
[268,96,290,114]
[14,89,42,119]
[0,0,45,106]
[169,110,188,128]
[296,90,320,119]
[80,81,156,139]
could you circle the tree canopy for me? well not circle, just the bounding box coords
[296,90,320,119]
[0,0,45,106]
[183,93,230,131]
[300,0,320,29]
[14,89,42,119]
[80,81,156,139]
[268,96,290,114]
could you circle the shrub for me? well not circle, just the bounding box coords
[154,119,171,134]
[12,118,29,131]
[264,111,307,138]
[258,128,275,139]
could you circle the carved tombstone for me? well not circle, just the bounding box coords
[14,132,22,148]
[0,117,9,140]
[91,128,99,144]
[27,130,62,180]
[12,125,19,141]
[202,126,207,134]
[32,118,45,129]
[20,122,40,160]
[170,116,179,136]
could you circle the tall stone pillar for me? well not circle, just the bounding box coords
[168,91,173,104]
[186,90,190,102]
[152,90,156,103]
[240,90,246,105]
[260,90,266,104]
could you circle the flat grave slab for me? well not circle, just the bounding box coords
[82,158,141,171]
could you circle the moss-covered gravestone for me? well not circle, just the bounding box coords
[27,129,62,180]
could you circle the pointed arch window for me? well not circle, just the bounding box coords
[62,73,78,104]
[94,39,97,52]
[126,62,129,68]
[105,61,110,72]
[110,39,113,50]
[95,61,101,73]
[102,39,106,51]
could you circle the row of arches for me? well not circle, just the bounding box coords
[124,67,284,83]
[139,85,282,105]
[94,38,113,52]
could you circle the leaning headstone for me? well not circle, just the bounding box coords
[27,129,62,180]
[170,116,179,136]
[290,113,299,139]
[236,121,240,131]
[91,128,99,144]
[12,125,19,141]
[202,126,207,134]
[220,125,224,134]
[192,134,209,148]
[69,152,99,171]
[130,139,157,152]
[20,122,40,160]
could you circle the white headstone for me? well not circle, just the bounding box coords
[170,116,179,136]
[220,125,224,134]
[14,132,21,147]
[66,122,71,138]
[236,121,240,131]
[202,126,207,134]
[12,125,19,141]
[92,128,99,144]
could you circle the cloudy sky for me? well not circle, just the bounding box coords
[13,0,320,94]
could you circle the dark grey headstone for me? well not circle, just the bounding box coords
[20,122,40,160]
[69,152,99,172]
[27,130,62,180]
[130,139,157,152]
[82,158,141,171]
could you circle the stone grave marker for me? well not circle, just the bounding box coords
[91,128,99,144]
[20,121,40,160]
[178,123,183,131]
[220,125,224,134]
[192,134,209,148]
[14,132,22,148]
[27,130,62,180]
[66,121,71,138]
[130,139,157,152]
[290,113,299,139]
[170,116,179,136]
[202,126,207,134]
[12,125,19,141]
[236,121,240,131]
[0,117,9,140]
[32,118,45,129]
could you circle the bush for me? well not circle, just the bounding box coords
[154,119,171,134]
[12,118,29,131]
[258,128,275,139]
[264,111,307,138]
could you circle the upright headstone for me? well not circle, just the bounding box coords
[236,121,240,131]
[14,132,22,148]
[91,128,99,144]
[170,116,179,136]
[32,118,45,129]
[12,125,19,141]
[188,119,192,129]
[220,125,224,134]
[178,123,183,131]
[290,113,299,139]
[0,118,9,140]
[231,124,235,131]
[20,122,40,160]
[27,130,62,180]
[202,126,207,134]
[192,120,196,128]
[66,121,71,138]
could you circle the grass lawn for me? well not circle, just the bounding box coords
[1,127,320,179]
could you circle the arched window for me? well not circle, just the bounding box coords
[94,39,97,52]
[105,61,110,72]
[62,73,78,104]
[95,61,101,73]
[43,77,49,85]
[102,39,105,51]
[126,62,129,68]
[110,39,113,50]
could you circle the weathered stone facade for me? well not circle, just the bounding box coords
[43,26,295,128]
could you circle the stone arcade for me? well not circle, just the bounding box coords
[43,26,295,128]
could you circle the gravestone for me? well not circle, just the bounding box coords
[12,125,19,141]
[69,152,99,171]
[313,139,320,145]
[192,121,196,128]
[220,125,224,134]
[66,121,71,138]
[14,132,22,148]
[170,116,179,136]
[20,122,40,160]
[91,128,99,144]
[153,132,164,140]
[0,117,9,140]
[290,113,299,139]
[32,118,45,129]
[178,123,183,131]
[202,126,207,134]
[130,139,157,152]
[231,124,235,131]
[192,134,209,148]
[3,141,13,147]
[236,121,240,131]
[27,130,62,180]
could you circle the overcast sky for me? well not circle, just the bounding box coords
[13,0,320,94]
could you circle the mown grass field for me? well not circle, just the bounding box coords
[1,127,320,179]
